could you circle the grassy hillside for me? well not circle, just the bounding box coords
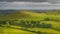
[0,10,60,34]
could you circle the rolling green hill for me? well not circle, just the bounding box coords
[0,10,60,34]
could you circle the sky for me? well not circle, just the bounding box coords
[0,0,60,10]
[0,0,47,2]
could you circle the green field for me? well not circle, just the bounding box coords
[0,10,60,34]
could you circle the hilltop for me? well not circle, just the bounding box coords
[0,10,60,20]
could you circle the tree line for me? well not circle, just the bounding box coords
[0,20,52,28]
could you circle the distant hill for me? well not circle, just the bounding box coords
[0,10,17,14]
[0,10,47,20]
[0,10,60,20]
[0,9,49,14]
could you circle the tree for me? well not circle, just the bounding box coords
[44,17,50,21]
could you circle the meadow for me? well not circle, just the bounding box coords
[0,10,60,34]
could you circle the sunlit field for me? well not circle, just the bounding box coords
[0,10,60,34]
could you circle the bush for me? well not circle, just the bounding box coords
[41,23,52,28]
[0,21,7,25]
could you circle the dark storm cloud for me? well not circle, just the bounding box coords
[0,0,47,2]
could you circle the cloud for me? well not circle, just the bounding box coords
[0,2,60,10]
[0,0,47,2]
[0,2,49,4]
[47,0,60,4]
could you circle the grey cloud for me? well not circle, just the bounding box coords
[0,0,47,2]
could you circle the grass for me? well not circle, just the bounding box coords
[28,28,60,34]
[0,27,36,34]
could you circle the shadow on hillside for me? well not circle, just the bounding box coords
[7,26,48,34]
